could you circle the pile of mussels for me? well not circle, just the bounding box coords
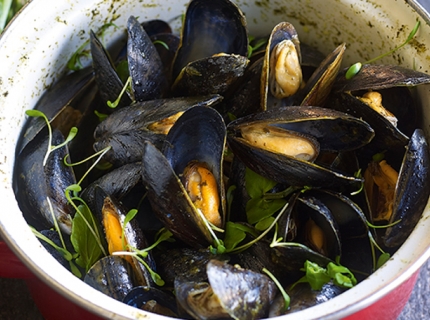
[13,0,430,318]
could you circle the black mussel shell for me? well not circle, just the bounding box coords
[299,43,346,107]
[384,129,430,247]
[269,282,345,316]
[171,54,249,96]
[127,16,169,101]
[307,189,373,278]
[93,186,156,287]
[123,286,178,317]
[90,31,132,109]
[261,22,302,109]
[17,67,94,154]
[93,95,223,167]
[15,128,76,234]
[175,260,277,320]
[172,0,248,80]
[329,91,408,158]
[227,106,373,189]
[81,162,142,214]
[84,256,138,301]
[333,64,430,93]
[141,106,226,248]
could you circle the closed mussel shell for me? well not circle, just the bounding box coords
[127,16,169,101]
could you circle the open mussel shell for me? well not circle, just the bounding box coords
[93,186,156,287]
[84,256,139,301]
[150,33,180,85]
[171,0,248,81]
[93,94,222,166]
[90,31,132,109]
[141,106,227,248]
[295,194,342,261]
[261,21,302,109]
[329,91,409,157]
[127,16,169,101]
[305,189,373,277]
[333,64,430,92]
[155,247,227,287]
[270,282,345,316]
[299,43,346,107]
[175,260,277,320]
[81,162,142,217]
[16,67,94,154]
[15,128,76,234]
[123,286,178,317]
[383,129,430,247]
[227,106,373,189]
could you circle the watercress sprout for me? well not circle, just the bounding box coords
[107,76,132,109]
[25,109,78,166]
[262,268,290,311]
[346,20,420,79]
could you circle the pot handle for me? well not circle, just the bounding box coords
[0,239,35,279]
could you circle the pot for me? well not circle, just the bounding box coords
[1,0,430,319]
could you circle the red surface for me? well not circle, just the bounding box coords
[0,240,420,320]
[343,270,419,320]
[0,240,34,279]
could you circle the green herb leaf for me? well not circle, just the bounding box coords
[70,204,104,272]
[246,197,286,225]
[327,262,357,288]
[255,216,275,231]
[376,252,391,269]
[301,260,331,290]
[245,168,278,198]
[223,222,247,251]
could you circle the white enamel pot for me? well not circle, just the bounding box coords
[1,0,430,319]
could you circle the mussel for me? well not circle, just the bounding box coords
[141,106,227,248]
[171,0,249,96]
[227,106,374,189]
